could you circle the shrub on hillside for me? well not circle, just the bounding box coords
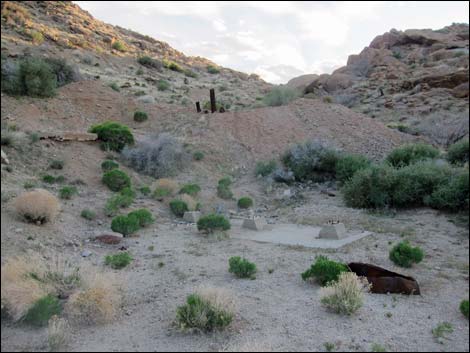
[386,143,440,167]
[179,183,201,196]
[44,57,80,87]
[133,111,148,122]
[283,141,339,182]
[49,159,64,170]
[102,169,131,192]
[104,192,135,217]
[137,56,162,70]
[460,299,469,320]
[90,121,134,152]
[424,168,469,211]
[255,160,277,177]
[153,178,178,200]
[105,252,133,269]
[176,287,235,332]
[193,151,204,161]
[229,257,257,279]
[263,86,299,107]
[81,209,96,221]
[207,65,220,74]
[178,194,199,211]
[101,159,119,172]
[122,133,190,178]
[197,214,231,233]
[302,256,349,286]
[22,295,62,327]
[447,139,469,165]
[157,79,170,91]
[320,272,371,315]
[112,41,126,52]
[14,189,60,224]
[335,153,371,184]
[217,177,233,200]
[127,209,154,227]
[237,197,253,209]
[389,241,424,268]
[59,186,78,200]
[14,57,57,97]
[111,215,140,236]
[169,199,189,217]
[47,316,70,351]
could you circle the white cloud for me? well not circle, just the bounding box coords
[212,19,227,32]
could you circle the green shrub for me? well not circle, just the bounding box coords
[133,111,148,122]
[90,121,134,152]
[81,209,96,220]
[137,56,162,70]
[139,186,151,196]
[389,241,424,268]
[263,86,299,107]
[179,184,201,196]
[102,169,131,192]
[44,57,78,87]
[193,151,204,161]
[112,41,126,52]
[335,154,371,184]
[111,215,140,236]
[59,186,78,200]
[197,214,231,233]
[120,187,136,199]
[184,69,198,78]
[28,30,44,45]
[206,65,220,74]
[101,159,119,172]
[283,141,339,182]
[176,293,233,332]
[424,169,469,211]
[153,187,172,200]
[386,143,440,167]
[163,60,183,72]
[169,199,189,217]
[128,209,154,227]
[255,160,277,177]
[237,197,253,209]
[15,57,57,97]
[229,256,257,278]
[301,256,349,286]
[105,252,133,269]
[105,193,134,216]
[108,82,120,92]
[460,299,469,320]
[42,175,57,184]
[157,79,170,91]
[447,139,469,165]
[49,160,64,170]
[217,177,233,200]
[22,295,61,327]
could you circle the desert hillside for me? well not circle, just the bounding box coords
[1,2,469,353]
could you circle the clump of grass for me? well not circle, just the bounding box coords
[386,143,440,167]
[22,295,62,327]
[133,111,148,122]
[153,178,178,200]
[111,215,140,237]
[179,183,201,196]
[101,159,119,172]
[197,214,231,234]
[447,138,469,165]
[112,40,126,52]
[104,192,135,217]
[48,316,70,352]
[108,82,120,92]
[157,79,170,91]
[139,186,151,196]
[81,209,96,221]
[137,56,162,70]
[301,256,349,286]
[389,241,424,268]
[169,199,189,217]
[217,177,233,200]
[193,151,204,161]
[335,153,371,184]
[206,65,220,74]
[229,257,257,279]
[320,272,371,315]
[102,169,131,192]
[105,252,133,269]
[176,286,235,332]
[432,322,453,343]
[237,197,253,209]
[460,299,469,320]
[263,86,299,107]
[14,189,60,224]
[255,160,277,177]
[59,186,78,200]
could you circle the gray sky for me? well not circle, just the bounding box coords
[76,1,469,84]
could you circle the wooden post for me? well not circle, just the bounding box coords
[196,101,201,113]
[210,88,216,113]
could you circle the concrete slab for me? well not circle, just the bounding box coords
[231,222,372,249]
[183,211,201,223]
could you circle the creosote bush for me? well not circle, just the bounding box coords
[122,134,190,178]
[255,160,277,177]
[22,295,62,327]
[101,159,119,172]
[197,214,231,233]
[137,56,162,70]
[14,189,60,224]
[111,215,140,236]
[206,65,220,74]
[447,139,469,165]
[335,153,371,184]
[217,177,233,200]
[179,183,201,196]
[105,191,135,217]
[105,252,133,269]
[389,241,424,268]
[102,169,131,192]
[112,41,126,52]
[157,79,170,91]
[90,121,134,152]
[237,197,253,209]
[127,209,154,227]
[169,199,189,217]
[229,257,257,279]
[424,169,469,211]
[386,143,440,167]
[133,111,148,122]
[59,186,78,200]
[263,86,299,107]
[283,141,339,182]
[81,209,96,221]
[176,287,235,332]
[302,256,349,286]
[320,272,371,315]
[193,151,204,161]
[460,299,469,320]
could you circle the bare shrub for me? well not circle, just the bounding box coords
[14,189,60,224]
[48,316,70,352]
[179,193,198,211]
[197,286,237,315]
[122,134,190,178]
[320,272,371,315]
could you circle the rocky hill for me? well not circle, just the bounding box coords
[295,24,469,146]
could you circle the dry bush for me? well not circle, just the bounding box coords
[48,316,70,352]
[220,341,272,352]
[65,266,122,325]
[155,178,178,194]
[14,189,60,224]
[196,286,237,315]
[320,272,371,315]
[179,193,198,211]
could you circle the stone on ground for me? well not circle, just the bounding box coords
[318,223,347,240]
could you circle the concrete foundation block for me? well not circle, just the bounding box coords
[183,211,201,223]
[242,217,267,231]
[319,223,347,240]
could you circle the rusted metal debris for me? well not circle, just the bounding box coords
[196,101,201,113]
[210,88,216,113]
[348,262,421,295]
[40,132,98,142]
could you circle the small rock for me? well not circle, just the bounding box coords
[81,250,92,257]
